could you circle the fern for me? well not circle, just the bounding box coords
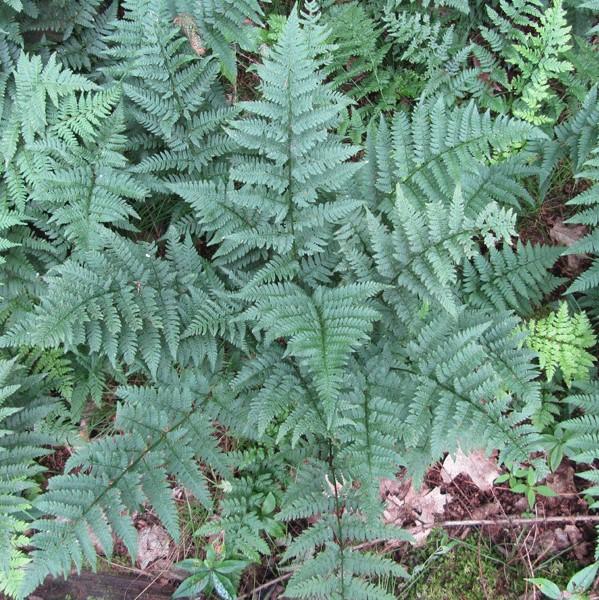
[241,282,381,426]
[539,85,599,187]
[0,207,21,264]
[29,98,148,250]
[0,230,227,378]
[0,358,56,597]
[481,0,573,125]
[106,0,236,184]
[1,53,95,166]
[16,370,227,597]
[462,241,563,315]
[526,302,596,386]
[565,144,599,302]
[322,3,399,124]
[561,382,599,560]
[368,183,516,316]
[392,310,542,477]
[0,1,595,598]
[164,0,264,82]
[362,98,545,217]
[171,10,361,266]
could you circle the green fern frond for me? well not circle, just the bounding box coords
[0,231,225,377]
[362,98,545,216]
[241,282,381,425]
[526,302,596,386]
[566,145,599,297]
[2,53,95,164]
[29,105,147,250]
[280,459,410,600]
[171,10,362,267]
[106,2,236,185]
[396,310,543,476]
[481,0,573,125]
[463,241,563,315]
[368,183,516,315]
[0,358,56,597]
[0,207,21,264]
[19,371,228,598]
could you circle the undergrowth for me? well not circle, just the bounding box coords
[0,0,598,598]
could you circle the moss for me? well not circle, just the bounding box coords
[398,530,582,600]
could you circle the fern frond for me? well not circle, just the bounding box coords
[368,184,516,315]
[0,358,56,597]
[106,2,236,186]
[362,98,545,216]
[2,53,95,164]
[566,145,599,297]
[19,371,228,597]
[526,302,596,386]
[0,231,227,377]
[241,282,381,425]
[394,309,542,476]
[463,241,563,315]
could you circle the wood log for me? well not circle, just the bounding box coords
[6,571,178,600]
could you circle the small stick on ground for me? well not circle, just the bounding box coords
[439,514,599,528]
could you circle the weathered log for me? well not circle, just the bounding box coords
[16,571,178,600]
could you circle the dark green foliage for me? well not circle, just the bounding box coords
[19,371,227,596]
[463,242,563,315]
[0,0,598,598]
[361,98,544,216]
[322,1,401,135]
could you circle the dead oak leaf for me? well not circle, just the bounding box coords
[441,448,500,492]
[137,524,172,570]
[409,486,448,527]
[549,219,587,247]
[383,479,451,545]
[549,218,589,273]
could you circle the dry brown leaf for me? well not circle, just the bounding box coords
[411,487,448,526]
[441,448,500,492]
[137,525,172,570]
[545,461,577,496]
[380,477,406,498]
[549,219,589,274]
[549,219,587,247]
[383,478,451,545]
[173,14,206,56]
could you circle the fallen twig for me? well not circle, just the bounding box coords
[439,514,599,528]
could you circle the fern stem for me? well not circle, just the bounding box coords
[326,438,346,599]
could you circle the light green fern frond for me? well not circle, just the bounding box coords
[482,0,573,125]
[526,302,596,386]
